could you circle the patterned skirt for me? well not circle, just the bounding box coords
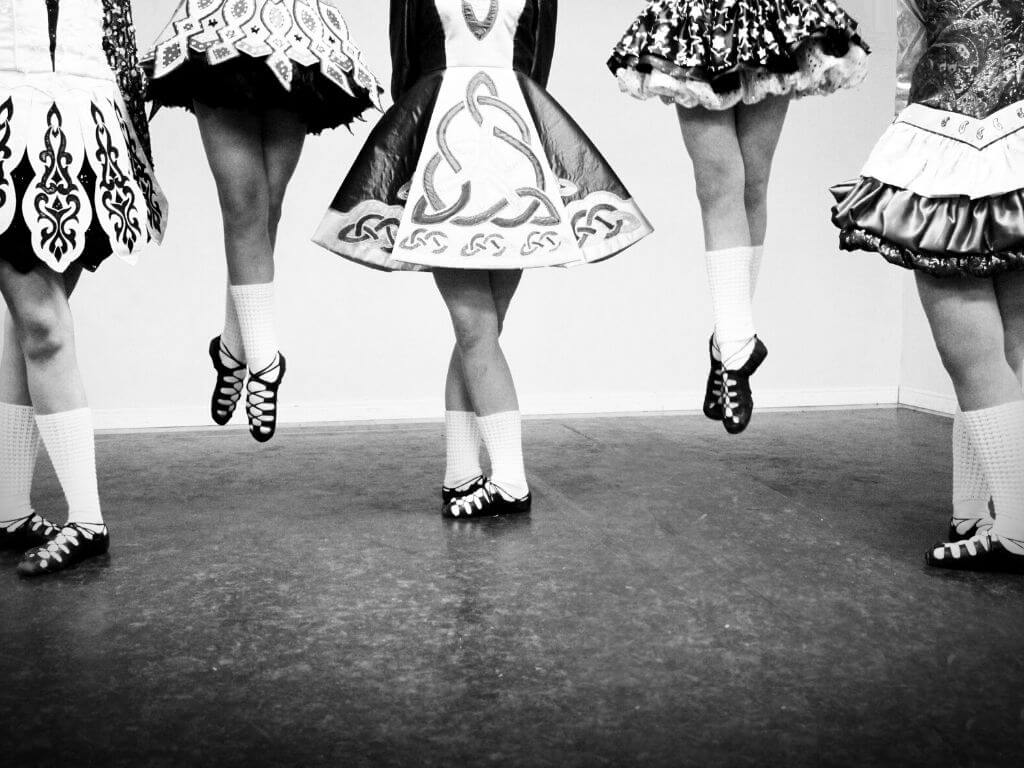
[832,102,1024,278]
[0,72,167,275]
[313,67,654,271]
[608,0,870,110]
[144,0,383,134]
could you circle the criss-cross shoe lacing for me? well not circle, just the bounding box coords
[209,338,246,426]
[951,515,994,538]
[930,531,999,562]
[444,484,493,519]
[719,367,742,426]
[927,530,1024,570]
[246,353,286,443]
[2,514,58,538]
[20,523,108,574]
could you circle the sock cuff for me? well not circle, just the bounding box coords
[477,411,522,429]
[230,282,275,298]
[706,246,755,259]
[0,401,35,422]
[960,401,1024,430]
[35,408,94,429]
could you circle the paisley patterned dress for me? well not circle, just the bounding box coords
[608,0,870,110]
[314,0,653,271]
[0,0,166,274]
[832,0,1024,277]
[144,0,383,134]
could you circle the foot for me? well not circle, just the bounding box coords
[209,337,246,426]
[442,480,531,520]
[925,531,1024,573]
[0,514,60,552]
[246,353,286,443]
[703,335,724,421]
[17,523,110,577]
[949,515,994,542]
[442,475,487,506]
[719,337,768,435]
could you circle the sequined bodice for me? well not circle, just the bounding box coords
[907,0,1024,118]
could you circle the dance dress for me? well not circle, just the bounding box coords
[608,0,870,110]
[833,0,1024,277]
[0,0,166,274]
[144,0,383,134]
[314,0,653,271]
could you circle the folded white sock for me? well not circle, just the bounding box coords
[952,410,992,530]
[221,286,246,365]
[230,282,278,375]
[750,245,764,299]
[961,402,1024,553]
[706,246,757,368]
[1,402,40,524]
[445,411,482,489]
[478,411,529,500]
[35,408,103,526]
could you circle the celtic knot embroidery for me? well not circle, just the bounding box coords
[400,229,450,254]
[521,231,561,257]
[91,103,141,252]
[463,0,499,40]
[34,105,82,263]
[572,203,642,247]
[461,234,506,258]
[412,71,562,232]
[339,213,401,251]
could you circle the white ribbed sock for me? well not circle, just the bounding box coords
[229,282,278,375]
[706,246,757,368]
[444,411,482,489]
[478,411,529,500]
[35,408,103,526]
[952,410,993,532]
[750,245,764,299]
[961,402,1024,553]
[1,403,40,524]
[221,286,246,364]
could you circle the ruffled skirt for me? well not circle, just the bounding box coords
[832,103,1024,278]
[144,0,383,134]
[0,72,167,274]
[314,68,654,271]
[608,0,870,110]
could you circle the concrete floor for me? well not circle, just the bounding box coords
[1,408,1022,767]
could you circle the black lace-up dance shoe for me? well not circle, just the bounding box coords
[209,336,246,426]
[925,531,1024,573]
[442,481,532,520]
[442,475,487,506]
[0,514,60,551]
[17,524,110,577]
[948,515,994,543]
[247,353,287,443]
[703,335,724,422]
[719,337,768,435]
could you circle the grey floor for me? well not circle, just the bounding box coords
[1,409,1022,768]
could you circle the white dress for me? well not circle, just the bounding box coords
[0,0,166,274]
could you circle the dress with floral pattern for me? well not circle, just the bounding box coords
[608,0,870,110]
[832,0,1024,277]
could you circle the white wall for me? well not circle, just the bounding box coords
[5,0,924,429]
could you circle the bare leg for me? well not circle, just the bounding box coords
[995,270,1024,386]
[734,96,789,247]
[261,109,307,250]
[676,105,750,250]
[916,274,1022,411]
[434,269,519,416]
[0,312,31,406]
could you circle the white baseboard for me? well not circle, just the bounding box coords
[898,387,957,416]
[93,386,900,431]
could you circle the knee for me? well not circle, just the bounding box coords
[937,336,1006,389]
[743,173,770,212]
[14,307,70,363]
[450,311,499,355]
[693,162,745,211]
[218,183,269,234]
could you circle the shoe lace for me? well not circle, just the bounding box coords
[447,485,492,518]
[934,531,997,560]
[247,357,283,435]
[31,525,93,564]
[214,345,246,417]
[717,365,741,421]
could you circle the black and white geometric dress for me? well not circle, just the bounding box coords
[0,0,166,274]
[144,0,384,134]
[608,0,870,110]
